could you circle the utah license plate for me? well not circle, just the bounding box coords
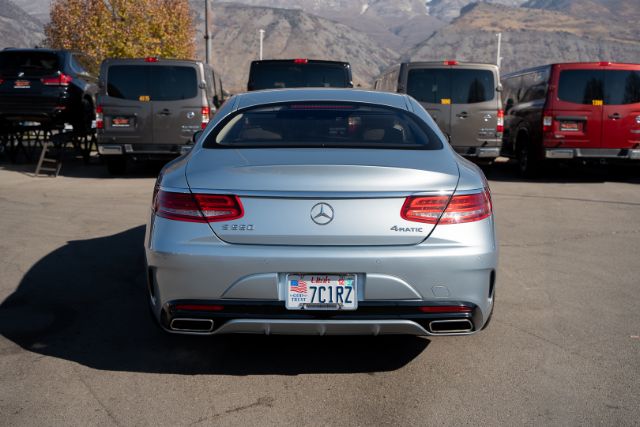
[286,274,357,310]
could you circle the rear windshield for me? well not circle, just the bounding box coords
[407,68,495,104]
[204,102,442,150]
[0,51,60,76]
[558,69,640,105]
[249,63,350,90]
[107,65,198,101]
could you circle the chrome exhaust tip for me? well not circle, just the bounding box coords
[428,319,474,334]
[170,318,214,333]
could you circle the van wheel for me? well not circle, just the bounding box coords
[106,156,127,175]
[517,139,541,178]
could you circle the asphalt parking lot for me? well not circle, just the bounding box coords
[0,160,639,426]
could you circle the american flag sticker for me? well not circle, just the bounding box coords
[290,280,307,294]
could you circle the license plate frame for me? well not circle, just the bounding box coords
[111,116,133,128]
[560,121,580,132]
[14,80,30,89]
[286,274,357,311]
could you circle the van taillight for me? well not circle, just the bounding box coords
[401,189,492,225]
[41,73,72,86]
[201,106,210,129]
[496,109,504,133]
[154,190,243,223]
[543,112,553,132]
[96,105,103,129]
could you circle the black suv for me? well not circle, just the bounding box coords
[0,48,98,133]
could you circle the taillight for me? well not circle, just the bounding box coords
[443,60,458,66]
[0,78,4,85]
[402,189,492,225]
[496,109,504,133]
[201,106,210,129]
[543,111,553,132]
[96,105,103,129]
[154,190,243,222]
[175,304,224,312]
[41,73,72,86]
[145,57,159,62]
[294,58,308,64]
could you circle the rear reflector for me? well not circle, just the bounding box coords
[96,105,103,129]
[599,61,611,66]
[154,190,243,222]
[402,189,492,224]
[41,73,72,86]
[294,58,308,64]
[145,57,159,62]
[543,112,553,132]
[419,306,473,313]
[175,304,224,312]
[201,106,210,129]
[496,109,504,133]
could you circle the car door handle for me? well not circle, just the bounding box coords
[608,113,621,120]
[158,109,171,116]
[456,112,468,119]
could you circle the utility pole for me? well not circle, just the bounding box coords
[259,29,265,60]
[496,32,502,71]
[204,0,212,64]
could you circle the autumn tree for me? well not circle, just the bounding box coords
[45,0,195,71]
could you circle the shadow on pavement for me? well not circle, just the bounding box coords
[0,226,428,375]
[483,160,640,184]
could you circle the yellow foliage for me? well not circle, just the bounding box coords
[45,0,195,71]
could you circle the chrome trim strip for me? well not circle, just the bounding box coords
[185,189,457,198]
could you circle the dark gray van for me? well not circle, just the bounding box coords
[374,61,503,160]
[96,57,225,174]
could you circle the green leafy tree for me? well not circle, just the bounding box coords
[45,0,195,71]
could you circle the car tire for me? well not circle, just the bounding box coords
[516,138,541,178]
[106,155,127,175]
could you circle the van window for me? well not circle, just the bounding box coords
[407,69,449,103]
[451,69,494,103]
[520,70,549,103]
[249,63,349,90]
[107,65,197,101]
[604,70,640,105]
[558,70,604,104]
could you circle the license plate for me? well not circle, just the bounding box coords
[14,80,30,89]
[286,274,357,310]
[560,121,579,131]
[111,117,132,127]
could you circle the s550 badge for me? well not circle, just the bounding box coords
[222,224,254,231]
[390,226,423,232]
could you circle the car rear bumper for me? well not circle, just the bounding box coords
[545,148,640,160]
[0,93,73,123]
[145,215,498,336]
[158,300,481,336]
[96,142,188,156]
[454,144,501,159]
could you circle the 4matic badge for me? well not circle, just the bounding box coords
[390,225,424,232]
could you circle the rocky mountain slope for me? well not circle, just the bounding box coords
[405,3,640,74]
[193,3,397,91]
[0,0,44,49]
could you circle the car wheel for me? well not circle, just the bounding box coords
[517,139,541,178]
[106,155,127,175]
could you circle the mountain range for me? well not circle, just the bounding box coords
[2,0,639,92]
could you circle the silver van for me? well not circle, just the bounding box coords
[374,61,503,160]
[96,57,225,174]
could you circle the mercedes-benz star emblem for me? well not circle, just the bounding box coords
[310,203,334,225]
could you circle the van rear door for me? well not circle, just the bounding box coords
[101,64,153,146]
[405,67,451,136]
[449,66,499,150]
[150,64,202,147]
[602,66,640,150]
[552,66,603,150]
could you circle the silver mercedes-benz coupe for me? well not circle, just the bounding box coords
[145,88,497,336]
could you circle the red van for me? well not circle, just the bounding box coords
[501,62,640,175]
